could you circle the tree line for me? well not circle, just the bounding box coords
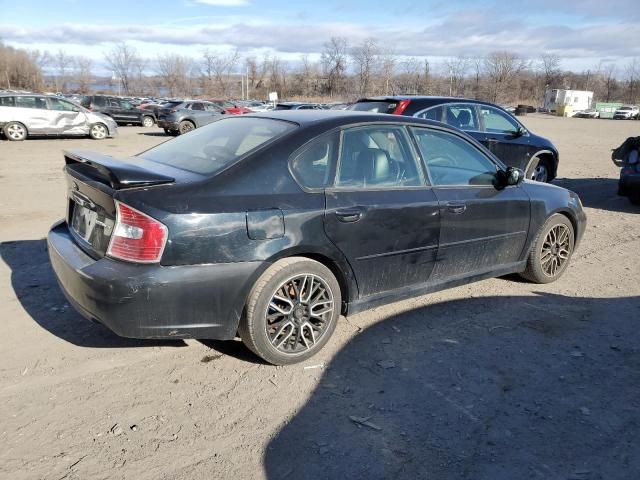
[1,38,639,105]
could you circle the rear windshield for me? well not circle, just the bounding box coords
[348,101,397,114]
[138,117,296,175]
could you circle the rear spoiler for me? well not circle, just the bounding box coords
[64,150,174,189]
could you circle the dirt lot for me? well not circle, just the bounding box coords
[1,116,639,480]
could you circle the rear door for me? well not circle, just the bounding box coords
[14,95,57,134]
[410,126,530,281]
[323,124,441,297]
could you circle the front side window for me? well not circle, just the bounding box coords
[336,125,422,189]
[480,106,519,134]
[411,127,497,186]
[290,132,338,189]
[139,117,296,175]
[444,104,479,131]
[48,97,77,111]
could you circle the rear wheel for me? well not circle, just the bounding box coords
[142,116,154,127]
[89,123,108,140]
[4,122,27,141]
[238,257,341,365]
[520,214,575,284]
[178,120,195,135]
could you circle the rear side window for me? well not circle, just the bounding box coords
[336,125,423,189]
[290,132,339,189]
[93,97,106,107]
[444,105,479,131]
[191,103,205,111]
[415,106,443,122]
[275,104,292,110]
[139,117,296,175]
[0,96,15,107]
[348,101,397,114]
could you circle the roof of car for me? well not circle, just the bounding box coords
[357,95,490,104]
[243,109,445,128]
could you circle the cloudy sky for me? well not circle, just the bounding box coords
[1,0,639,73]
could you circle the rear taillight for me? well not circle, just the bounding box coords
[393,100,411,115]
[107,201,167,263]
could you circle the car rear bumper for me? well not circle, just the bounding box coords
[157,120,179,129]
[47,221,263,340]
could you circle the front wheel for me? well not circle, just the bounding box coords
[530,159,551,182]
[520,214,575,284]
[238,257,341,365]
[4,122,27,141]
[89,123,108,140]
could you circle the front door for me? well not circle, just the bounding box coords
[323,124,441,297]
[46,97,86,134]
[410,126,530,281]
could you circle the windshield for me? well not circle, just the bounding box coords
[138,117,297,175]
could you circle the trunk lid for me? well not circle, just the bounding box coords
[63,150,175,258]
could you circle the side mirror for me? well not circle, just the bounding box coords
[506,166,525,186]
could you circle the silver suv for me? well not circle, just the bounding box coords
[0,93,118,141]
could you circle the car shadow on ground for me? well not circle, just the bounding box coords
[264,292,640,480]
[554,177,638,213]
[137,132,171,137]
[0,239,186,348]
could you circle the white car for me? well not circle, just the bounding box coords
[0,93,118,141]
[613,105,639,120]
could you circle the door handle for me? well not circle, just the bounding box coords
[486,138,499,143]
[335,208,363,223]
[446,202,466,214]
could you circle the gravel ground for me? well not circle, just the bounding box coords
[0,115,639,480]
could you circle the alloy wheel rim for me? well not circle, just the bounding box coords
[92,125,106,139]
[8,124,25,139]
[143,117,153,127]
[180,123,194,133]
[265,274,334,355]
[531,164,548,182]
[540,224,572,277]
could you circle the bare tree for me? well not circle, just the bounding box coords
[53,49,72,92]
[321,37,349,97]
[624,58,639,104]
[445,56,469,96]
[157,54,193,97]
[0,42,44,90]
[104,42,140,95]
[202,48,240,97]
[351,38,379,96]
[378,48,396,95]
[73,57,93,93]
[484,51,527,103]
[602,63,618,102]
[540,53,561,88]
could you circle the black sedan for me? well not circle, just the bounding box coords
[47,111,586,365]
[350,96,560,183]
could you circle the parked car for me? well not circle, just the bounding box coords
[275,102,322,110]
[349,96,560,182]
[47,111,586,365]
[0,93,117,141]
[80,95,156,127]
[208,99,252,115]
[612,136,640,205]
[613,105,640,120]
[574,109,600,119]
[156,100,225,135]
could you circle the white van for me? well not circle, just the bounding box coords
[0,93,118,141]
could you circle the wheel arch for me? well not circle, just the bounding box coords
[3,120,29,139]
[526,149,558,181]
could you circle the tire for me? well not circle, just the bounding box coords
[168,129,179,136]
[4,122,27,141]
[530,158,551,183]
[89,123,108,140]
[519,214,575,284]
[238,257,341,365]
[630,191,640,205]
[142,116,154,127]
[178,120,195,135]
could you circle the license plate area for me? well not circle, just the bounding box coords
[69,194,114,256]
